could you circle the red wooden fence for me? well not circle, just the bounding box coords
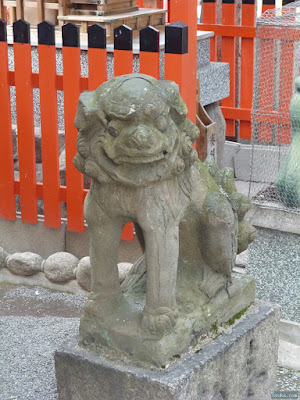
[200,0,276,140]
[0,5,197,237]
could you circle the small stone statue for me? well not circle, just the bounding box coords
[73,74,255,365]
[275,76,300,207]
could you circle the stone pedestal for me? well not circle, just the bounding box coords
[55,301,280,400]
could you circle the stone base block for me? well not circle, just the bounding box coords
[55,301,280,400]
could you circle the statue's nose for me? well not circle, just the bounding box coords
[127,127,154,150]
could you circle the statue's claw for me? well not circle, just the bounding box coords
[141,306,178,337]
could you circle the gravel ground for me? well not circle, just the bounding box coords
[247,227,300,323]
[0,285,299,399]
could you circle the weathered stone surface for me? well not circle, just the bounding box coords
[76,256,91,291]
[60,147,90,189]
[0,247,8,269]
[44,252,79,284]
[73,74,256,365]
[55,302,280,400]
[6,252,43,276]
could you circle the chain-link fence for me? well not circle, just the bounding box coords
[250,1,300,212]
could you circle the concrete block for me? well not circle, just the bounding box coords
[197,37,211,68]
[234,144,289,183]
[198,62,230,106]
[280,319,300,346]
[55,301,280,400]
[0,215,66,259]
[247,204,300,235]
[278,340,300,371]
[222,141,241,170]
[66,229,90,260]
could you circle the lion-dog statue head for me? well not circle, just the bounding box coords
[74,74,199,187]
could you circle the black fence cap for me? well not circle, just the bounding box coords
[13,19,30,44]
[242,0,255,4]
[0,19,7,42]
[165,21,188,55]
[88,24,106,49]
[62,23,80,47]
[262,0,275,4]
[140,26,159,53]
[203,0,216,3]
[114,25,132,51]
[283,0,294,5]
[38,21,55,45]
[222,0,235,4]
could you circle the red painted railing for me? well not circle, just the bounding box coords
[199,0,276,140]
[0,0,198,237]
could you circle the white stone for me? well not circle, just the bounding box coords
[6,252,43,276]
[76,256,91,292]
[44,252,79,284]
[0,247,8,269]
[235,250,248,268]
[278,339,300,371]
[118,262,133,283]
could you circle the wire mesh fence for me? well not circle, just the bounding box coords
[250,1,300,212]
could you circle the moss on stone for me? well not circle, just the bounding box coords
[227,306,249,326]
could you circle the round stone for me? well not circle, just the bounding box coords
[76,256,91,291]
[118,262,133,283]
[44,252,79,284]
[6,252,43,276]
[0,247,8,269]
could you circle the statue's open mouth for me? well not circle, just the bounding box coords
[113,150,168,165]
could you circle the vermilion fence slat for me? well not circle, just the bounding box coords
[139,26,160,79]
[240,0,255,140]
[140,51,160,78]
[168,0,197,124]
[38,21,61,228]
[202,0,217,61]
[258,32,275,141]
[278,40,294,144]
[165,22,189,109]
[62,23,84,232]
[0,21,16,220]
[262,0,275,13]
[221,0,236,138]
[13,20,38,224]
[114,25,133,77]
[88,24,107,90]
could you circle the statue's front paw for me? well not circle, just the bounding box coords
[141,307,178,337]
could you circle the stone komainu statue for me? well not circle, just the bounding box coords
[73,74,255,365]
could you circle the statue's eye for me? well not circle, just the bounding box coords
[156,115,167,132]
[108,126,119,137]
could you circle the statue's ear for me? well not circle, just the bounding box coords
[75,90,106,133]
[160,80,188,123]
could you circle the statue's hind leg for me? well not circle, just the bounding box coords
[199,192,238,297]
